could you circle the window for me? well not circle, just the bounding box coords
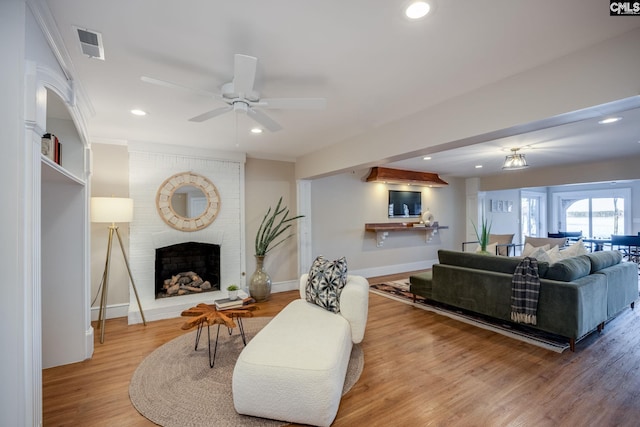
[521,191,546,243]
[553,189,631,238]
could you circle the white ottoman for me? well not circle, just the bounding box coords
[232,274,369,427]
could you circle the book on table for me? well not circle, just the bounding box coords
[214,296,255,310]
[214,298,244,310]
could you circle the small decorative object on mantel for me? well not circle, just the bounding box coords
[251,197,305,301]
[421,209,434,226]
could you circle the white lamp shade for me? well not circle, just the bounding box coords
[91,197,134,223]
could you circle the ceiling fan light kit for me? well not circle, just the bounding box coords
[142,54,326,132]
[502,148,529,170]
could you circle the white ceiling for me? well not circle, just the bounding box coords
[43,0,640,175]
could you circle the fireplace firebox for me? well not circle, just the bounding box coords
[155,242,220,298]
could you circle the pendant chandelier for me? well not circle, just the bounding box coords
[502,148,529,170]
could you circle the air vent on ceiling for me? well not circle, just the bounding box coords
[75,27,105,60]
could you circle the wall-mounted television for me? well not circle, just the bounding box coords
[388,190,421,218]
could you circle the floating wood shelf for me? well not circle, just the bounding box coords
[365,222,449,247]
[365,167,448,187]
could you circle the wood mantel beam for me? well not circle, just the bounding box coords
[365,167,448,187]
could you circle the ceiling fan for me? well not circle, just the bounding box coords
[141,54,326,132]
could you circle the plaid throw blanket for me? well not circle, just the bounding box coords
[510,257,540,325]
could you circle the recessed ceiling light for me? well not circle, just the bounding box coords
[598,117,621,124]
[475,165,483,169]
[250,128,263,134]
[131,109,147,116]
[423,156,432,160]
[405,1,431,19]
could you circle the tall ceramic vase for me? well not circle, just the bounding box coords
[249,255,272,302]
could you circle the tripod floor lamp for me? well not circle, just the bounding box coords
[91,197,146,343]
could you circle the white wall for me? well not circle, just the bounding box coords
[90,144,131,313]
[308,169,466,277]
[0,2,29,426]
[481,188,521,238]
[244,158,299,284]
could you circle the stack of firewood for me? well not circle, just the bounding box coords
[160,271,213,297]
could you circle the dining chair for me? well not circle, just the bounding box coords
[610,235,640,265]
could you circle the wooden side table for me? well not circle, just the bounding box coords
[181,303,258,368]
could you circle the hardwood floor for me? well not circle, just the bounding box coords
[43,271,640,426]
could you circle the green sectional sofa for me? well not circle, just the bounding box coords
[410,249,638,351]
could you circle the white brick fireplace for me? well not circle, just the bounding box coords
[127,142,246,324]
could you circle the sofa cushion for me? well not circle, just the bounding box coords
[409,271,433,299]
[233,299,352,426]
[542,255,591,282]
[587,250,623,273]
[305,256,348,313]
[299,274,370,344]
[437,250,550,277]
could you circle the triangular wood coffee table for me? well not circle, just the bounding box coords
[181,301,258,368]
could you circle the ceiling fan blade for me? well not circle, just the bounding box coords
[188,106,233,122]
[246,107,282,132]
[259,97,327,110]
[233,54,258,95]
[141,76,219,98]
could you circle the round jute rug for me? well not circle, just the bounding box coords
[129,316,364,427]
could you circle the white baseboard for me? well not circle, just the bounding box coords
[90,303,130,321]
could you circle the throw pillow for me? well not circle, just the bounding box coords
[524,236,567,250]
[522,243,550,257]
[544,239,589,264]
[305,256,348,313]
[561,238,589,258]
[528,246,551,263]
[545,245,563,264]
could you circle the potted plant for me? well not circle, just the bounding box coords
[251,197,305,301]
[227,284,239,300]
[472,214,492,254]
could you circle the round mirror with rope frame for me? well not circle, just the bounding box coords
[156,172,221,231]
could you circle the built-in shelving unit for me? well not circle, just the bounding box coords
[40,90,91,369]
[365,222,449,247]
